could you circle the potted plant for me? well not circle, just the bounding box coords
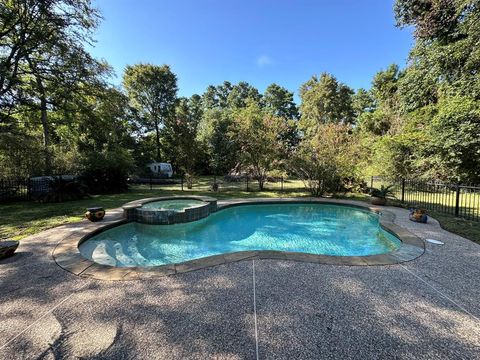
[370,185,395,205]
[409,208,428,223]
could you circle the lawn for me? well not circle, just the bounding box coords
[1,176,479,245]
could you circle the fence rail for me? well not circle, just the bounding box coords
[371,177,480,222]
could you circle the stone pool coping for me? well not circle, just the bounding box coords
[52,198,425,281]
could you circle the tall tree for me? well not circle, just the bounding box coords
[227,81,261,109]
[263,83,298,119]
[299,73,354,133]
[231,100,285,190]
[0,0,106,174]
[123,64,178,160]
[263,83,299,152]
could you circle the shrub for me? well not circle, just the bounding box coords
[39,177,89,203]
[289,123,358,196]
[80,148,134,194]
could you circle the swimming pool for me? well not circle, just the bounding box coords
[141,199,205,211]
[79,203,402,267]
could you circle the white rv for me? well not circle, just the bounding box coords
[146,162,173,178]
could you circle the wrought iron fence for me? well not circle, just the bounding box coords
[0,178,31,202]
[371,177,480,222]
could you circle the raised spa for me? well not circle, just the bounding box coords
[79,203,402,267]
[122,196,217,225]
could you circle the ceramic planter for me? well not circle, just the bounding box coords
[370,196,387,206]
[85,207,105,222]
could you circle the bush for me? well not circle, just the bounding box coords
[80,148,134,194]
[38,177,89,203]
[289,124,358,196]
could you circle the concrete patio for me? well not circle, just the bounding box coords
[1,205,479,359]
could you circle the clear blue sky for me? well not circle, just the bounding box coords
[90,0,413,100]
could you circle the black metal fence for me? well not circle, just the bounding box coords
[0,178,31,202]
[371,177,480,222]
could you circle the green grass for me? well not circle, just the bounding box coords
[1,176,479,244]
[428,211,480,245]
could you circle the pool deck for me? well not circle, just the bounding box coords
[1,199,479,359]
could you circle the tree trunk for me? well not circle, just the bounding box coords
[40,94,51,174]
[34,77,50,174]
[155,120,161,161]
[28,57,51,174]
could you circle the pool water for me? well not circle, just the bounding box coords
[79,204,401,267]
[141,199,205,211]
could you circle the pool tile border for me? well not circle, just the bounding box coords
[52,197,425,281]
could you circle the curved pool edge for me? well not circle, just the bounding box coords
[52,197,425,281]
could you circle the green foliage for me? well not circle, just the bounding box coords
[370,185,396,199]
[230,101,285,190]
[299,73,355,131]
[197,107,238,174]
[428,96,480,182]
[289,124,358,196]
[39,177,89,203]
[123,64,178,160]
[162,96,204,175]
[80,147,134,194]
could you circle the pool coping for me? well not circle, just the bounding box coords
[52,197,425,281]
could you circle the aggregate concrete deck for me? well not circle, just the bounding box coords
[0,204,479,359]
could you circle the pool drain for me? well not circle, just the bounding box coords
[426,239,444,245]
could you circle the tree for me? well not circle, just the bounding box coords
[299,73,354,133]
[290,123,358,196]
[123,64,178,160]
[263,83,300,152]
[0,0,107,174]
[197,107,237,175]
[202,81,233,109]
[227,81,261,109]
[162,96,203,180]
[230,101,285,190]
[263,83,299,119]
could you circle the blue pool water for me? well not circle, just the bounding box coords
[141,199,205,211]
[79,203,401,267]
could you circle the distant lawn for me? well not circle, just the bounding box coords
[1,176,479,245]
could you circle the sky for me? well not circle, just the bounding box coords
[89,0,413,100]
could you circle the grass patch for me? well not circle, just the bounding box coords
[428,211,480,245]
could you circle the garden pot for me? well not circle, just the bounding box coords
[85,207,105,222]
[0,240,19,259]
[370,196,387,206]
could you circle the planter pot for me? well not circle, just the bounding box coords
[85,207,105,222]
[370,196,387,206]
[0,240,19,259]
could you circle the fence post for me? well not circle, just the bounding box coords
[281,176,284,192]
[370,176,374,189]
[246,176,249,192]
[150,175,152,190]
[455,183,460,217]
[181,175,184,191]
[27,177,31,200]
[401,178,405,203]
